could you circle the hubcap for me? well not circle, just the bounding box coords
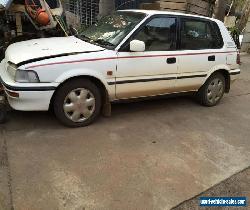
[207,78,224,104]
[63,88,95,122]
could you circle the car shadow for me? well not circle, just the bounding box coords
[1,94,197,131]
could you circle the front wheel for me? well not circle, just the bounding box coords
[53,78,102,127]
[196,73,225,106]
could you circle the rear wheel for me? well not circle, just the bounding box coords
[53,78,102,127]
[196,72,225,106]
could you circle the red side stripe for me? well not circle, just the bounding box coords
[26,51,237,69]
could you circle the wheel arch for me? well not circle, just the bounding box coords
[209,69,231,93]
[49,75,110,111]
[203,69,231,93]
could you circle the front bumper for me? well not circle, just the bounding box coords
[0,60,58,111]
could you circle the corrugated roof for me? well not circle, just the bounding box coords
[0,0,14,9]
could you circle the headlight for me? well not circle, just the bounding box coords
[7,62,17,79]
[15,70,40,83]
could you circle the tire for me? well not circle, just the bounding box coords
[196,72,225,107]
[53,78,102,127]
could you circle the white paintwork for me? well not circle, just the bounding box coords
[7,90,54,111]
[0,10,240,112]
[5,36,104,65]
[116,50,178,98]
[130,40,146,52]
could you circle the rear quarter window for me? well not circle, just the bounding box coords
[211,21,224,48]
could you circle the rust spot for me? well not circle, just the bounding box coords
[6,90,19,98]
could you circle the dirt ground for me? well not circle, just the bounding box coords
[173,167,250,210]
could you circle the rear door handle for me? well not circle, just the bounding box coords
[167,57,176,64]
[208,55,215,61]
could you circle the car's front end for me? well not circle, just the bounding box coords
[0,58,56,111]
[0,35,107,111]
[0,10,147,114]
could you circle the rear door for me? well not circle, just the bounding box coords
[115,15,179,99]
[176,17,224,91]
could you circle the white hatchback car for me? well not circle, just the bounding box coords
[0,10,240,127]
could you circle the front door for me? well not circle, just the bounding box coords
[115,16,179,99]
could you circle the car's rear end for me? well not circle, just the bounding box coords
[215,19,241,82]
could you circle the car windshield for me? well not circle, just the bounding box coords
[79,11,146,49]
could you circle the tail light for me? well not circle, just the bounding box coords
[237,52,241,65]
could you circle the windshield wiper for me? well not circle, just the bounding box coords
[94,39,114,47]
[78,34,92,42]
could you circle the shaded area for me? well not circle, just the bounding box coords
[172,167,250,210]
[0,130,13,210]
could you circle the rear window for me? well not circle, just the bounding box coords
[180,18,223,50]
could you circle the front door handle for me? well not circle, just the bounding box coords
[167,57,176,64]
[208,55,215,61]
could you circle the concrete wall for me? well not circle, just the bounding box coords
[241,16,250,53]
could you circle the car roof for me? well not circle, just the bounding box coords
[118,9,220,23]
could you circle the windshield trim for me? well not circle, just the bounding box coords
[75,34,113,49]
[79,11,148,51]
[115,12,150,51]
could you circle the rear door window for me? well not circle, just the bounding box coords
[180,18,223,50]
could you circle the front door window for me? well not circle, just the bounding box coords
[133,17,177,51]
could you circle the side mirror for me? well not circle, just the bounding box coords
[130,40,145,52]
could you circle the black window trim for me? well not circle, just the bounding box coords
[178,16,224,50]
[118,14,224,52]
[210,21,224,49]
[118,14,179,52]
